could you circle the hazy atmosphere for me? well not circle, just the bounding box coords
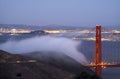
[0,1,120,79]
[0,0,120,26]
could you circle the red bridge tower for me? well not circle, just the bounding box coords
[95,25,102,76]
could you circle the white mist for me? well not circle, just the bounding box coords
[0,36,88,65]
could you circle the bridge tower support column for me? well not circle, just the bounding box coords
[95,25,102,76]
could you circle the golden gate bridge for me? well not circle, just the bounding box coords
[87,25,120,76]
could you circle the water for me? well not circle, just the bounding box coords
[0,34,120,79]
[79,41,120,79]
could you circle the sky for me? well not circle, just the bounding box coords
[0,0,120,27]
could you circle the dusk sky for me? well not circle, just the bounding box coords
[0,0,120,27]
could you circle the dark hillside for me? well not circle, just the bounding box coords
[0,50,101,79]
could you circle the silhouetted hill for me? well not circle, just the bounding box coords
[0,24,120,31]
[23,52,101,77]
[0,50,101,79]
[0,50,76,79]
[0,24,91,30]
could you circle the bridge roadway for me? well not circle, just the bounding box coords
[88,63,120,67]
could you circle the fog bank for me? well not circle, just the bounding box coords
[0,36,88,65]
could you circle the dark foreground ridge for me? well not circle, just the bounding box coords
[0,50,101,79]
